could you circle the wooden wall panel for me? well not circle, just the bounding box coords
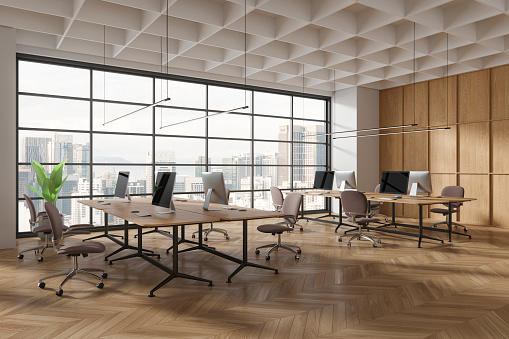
[458,175,490,225]
[429,126,457,173]
[458,70,490,123]
[403,83,428,171]
[429,174,457,221]
[458,122,489,173]
[492,175,509,227]
[491,120,509,174]
[491,65,509,120]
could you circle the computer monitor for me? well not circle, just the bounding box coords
[313,171,335,192]
[152,172,177,214]
[379,171,410,195]
[407,171,432,196]
[114,171,131,203]
[335,171,356,191]
[202,172,228,211]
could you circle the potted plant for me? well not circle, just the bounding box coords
[25,159,68,232]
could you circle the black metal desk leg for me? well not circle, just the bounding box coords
[392,203,396,226]
[418,205,423,248]
[448,202,452,242]
[301,198,304,219]
[83,212,124,243]
[335,198,343,233]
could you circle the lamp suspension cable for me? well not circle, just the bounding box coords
[103,25,106,125]
[244,0,247,107]
[413,21,416,125]
[104,2,171,126]
[446,32,449,128]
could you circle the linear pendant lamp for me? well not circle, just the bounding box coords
[333,126,450,139]
[103,1,172,126]
[160,0,249,130]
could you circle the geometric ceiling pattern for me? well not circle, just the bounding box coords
[2,0,509,93]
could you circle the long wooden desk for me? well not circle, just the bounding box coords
[301,191,475,248]
[79,198,282,296]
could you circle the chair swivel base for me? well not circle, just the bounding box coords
[431,220,467,232]
[339,229,381,248]
[38,255,107,296]
[370,213,389,223]
[18,234,54,262]
[255,233,301,260]
[192,226,230,241]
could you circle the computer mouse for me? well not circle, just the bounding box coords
[131,210,139,213]
[238,209,247,211]
[369,196,375,198]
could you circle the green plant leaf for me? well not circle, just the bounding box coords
[50,159,67,189]
[42,177,57,203]
[25,185,43,198]
[31,160,48,188]
[55,175,68,197]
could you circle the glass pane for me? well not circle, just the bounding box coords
[155,79,206,109]
[19,131,90,164]
[300,192,326,211]
[254,141,290,165]
[156,107,206,137]
[293,97,326,120]
[208,86,251,112]
[155,137,205,164]
[19,95,89,130]
[254,92,291,117]
[19,61,90,98]
[229,191,252,208]
[293,143,326,166]
[92,166,152,196]
[253,166,291,189]
[293,119,326,142]
[156,166,205,194]
[208,113,251,139]
[93,71,152,104]
[208,139,251,164]
[210,166,252,192]
[19,164,90,199]
[93,102,152,134]
[254,190,275,211]
[93,134,152,164]
[293,166,326,188]
[253,116,291,140]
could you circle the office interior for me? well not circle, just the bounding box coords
[1,0,509,337]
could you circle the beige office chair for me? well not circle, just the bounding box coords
[192,188,231,241]
[255,192,302,260]
[369,184,389,222]
[18,194,90,262]
[38,202,107,296]
[338,191,381,247]
[270,186,284,212]
[430,186,467,231]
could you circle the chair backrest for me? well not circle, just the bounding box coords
[23,194,37,223]
[374,184,380,193]
[371,184,381,208]
[270,187,284,207]
[341,191,369,214]
[225,188,231,200]
[441,186,464,208]
[44,202,64,242]
[281,193,302,225]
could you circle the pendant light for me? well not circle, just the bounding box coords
[103,1,172,126]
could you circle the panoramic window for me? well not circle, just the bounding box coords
[17,58,329,233]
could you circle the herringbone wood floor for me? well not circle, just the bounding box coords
[2,216,509,338]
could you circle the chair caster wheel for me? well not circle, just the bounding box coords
[265,256,270,260]
[18,254,24,259]
[56,289,63,296]
[204,238,208,241]
[255,250,260,255]
[38,257,43,262]
[225,236,230,240]
[338,238,342,242]
[38,282,45,289]
[297,249,301,254]
[97,282,104,289]
[300,228,303,232]
[377,240,382,244]
[192,234,196,238]
[101,273,108,278]
[108,261,113,265]
[295,255,299,259]
[373,243,377,247]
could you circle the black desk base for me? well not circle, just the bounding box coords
[105,219,159,262]
[83,213,124,243]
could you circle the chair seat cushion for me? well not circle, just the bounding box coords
[346,217,379,225]
[32,224,52,234]
[430,208,458,214]
[56,241,106,255]
[257,224,292,234]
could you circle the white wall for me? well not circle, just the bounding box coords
[331,87,379,212]
[0,26,17,249]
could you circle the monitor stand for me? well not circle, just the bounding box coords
[116,192,132,203]
[409,183,420,197]
[203,188,220,211]
[156,200,176,214]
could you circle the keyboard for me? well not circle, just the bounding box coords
[378,197,397,200]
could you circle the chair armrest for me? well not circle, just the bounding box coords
[283,214,298,224]
[345,212,370,223]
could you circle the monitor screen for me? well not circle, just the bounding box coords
[152,172,176,208]
[114,171,130,198]
[380,171,410,194]
[313,171,335,190]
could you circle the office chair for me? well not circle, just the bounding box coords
[270,186,284,212]
[192,188,231,241]
[255,192,302,260]
[38,202,107,296]
[338,191,381,247]
[18,194,90,262]
[430,186,467,231]
[369,184,389,222]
